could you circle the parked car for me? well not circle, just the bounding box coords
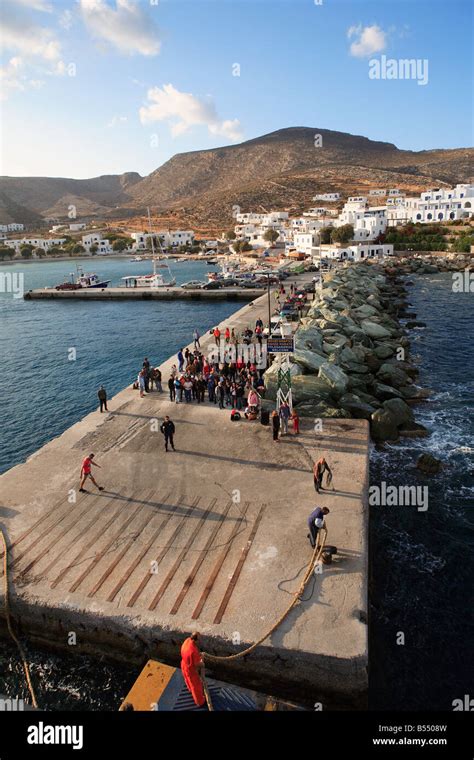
[201,280,222,289]
[181,280,206,289]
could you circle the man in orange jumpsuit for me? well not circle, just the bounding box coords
[180,632,206,707]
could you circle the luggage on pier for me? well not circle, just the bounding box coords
[230,410,241,421]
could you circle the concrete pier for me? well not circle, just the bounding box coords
[23,287,264,301]
[1,283,368,708]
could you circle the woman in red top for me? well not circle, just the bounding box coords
[180,632,205,707]
[224,327,230,343]
[79,453,104,492]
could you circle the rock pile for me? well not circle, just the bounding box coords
[265,261,432,442]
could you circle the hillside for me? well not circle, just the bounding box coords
[0,127,472,229]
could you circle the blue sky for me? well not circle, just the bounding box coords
[1,0,472,178]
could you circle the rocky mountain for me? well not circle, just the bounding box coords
[1,128,472,229]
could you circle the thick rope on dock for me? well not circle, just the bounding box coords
[0,528,39,709]
[203,530,327,663]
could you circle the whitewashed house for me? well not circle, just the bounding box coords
[404,183,474,223]
[0,223,25,232]
[313,193,340,202]
[81,234,112,253]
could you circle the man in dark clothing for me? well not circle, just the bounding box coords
[168,376,175,401]
[98,385,108,412]
[160,416,176,452]
[313,457,332,493]
[307,507,329,548]
[217,381,225,409]
[143,358,150,393]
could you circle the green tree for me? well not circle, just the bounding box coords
[452,235,474,253]
[241,241,252,252]
[72,244,85,254]
[225,229,236,241]
[319,227,332,245]
[0,246,13,260]
[34,247,46,258]
[20,244,34,259]
[90,244,98,254]
[331,224,354,244]
[263,228,279,245]
[112,238,128,252]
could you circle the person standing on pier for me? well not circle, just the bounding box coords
[307,506,329,549]
[177,349,184,372]
[313,457,332,493]
[143,358,150,393]
[193,328,200,349]
[168,376,175,401]
[160,416,176,452]
[279,401,291,435]
[213,327,221,346]
[180,632,206,708]
[97,385,108,413]
[271,409,280,441]
[79,453,104,493]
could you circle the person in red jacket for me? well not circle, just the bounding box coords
[180,632,205,707]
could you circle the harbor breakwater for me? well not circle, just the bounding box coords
[265,254,471,445]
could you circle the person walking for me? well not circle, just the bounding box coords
[177,349,184,372]
[279,401,291,435]
[193,328,201,349]
[213,327,221,346]
[138,369,146,398]
[168,375,175,401]
[153,367,163,392]
[271,409,280,441]
[307,506,329,549]
[174,376,182,403]
[160,416,176,452]
[97,385,108,413]
[291,409,300,435]
[143,358,150,393]
[313,457,332,493]
[79,453,104,493]
[180,632,206,708]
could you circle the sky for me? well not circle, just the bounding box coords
[0,0,472,179]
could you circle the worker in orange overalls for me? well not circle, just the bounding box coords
[180,631,206,707]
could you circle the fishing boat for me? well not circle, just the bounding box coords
[55,267,110,290]
[122,209,176,288]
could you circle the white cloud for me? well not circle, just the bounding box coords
[139,83,243,142]
[348,24,387,58]
[107,114,128,127]
[13,0,53,11]
[0,57,44,100]
[0,0,65,98]
[79,0,161,56]
[59,9,74,30]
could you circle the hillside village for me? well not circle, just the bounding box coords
[0,182,472,264]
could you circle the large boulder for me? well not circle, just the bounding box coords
[294,325,323,353]
[370,408,399,442]
[291,375,336,405]
[399,422,430,438]
[318,362,349,397]
[377,363,411,388]
[352,304,379,319]
[339,393,375,420]
[372,382,403,400]
[296,401,347,418]
[416,453,442,474]
[361,320,393,339]
[382,398,414,426]
[374,344,396,360]
[293,348,326,373]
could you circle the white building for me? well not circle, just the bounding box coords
[234,211,288,248]
[317,243,393,262]
[81,233,112,253]
[404,183,474,223]
[313,193,340,202]
[4,237,66,253]
[0,223,25,232]
[69,223,86,231]
[130,230,194,251]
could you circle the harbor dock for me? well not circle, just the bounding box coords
[1,283,369,708]
[23,287,265,301]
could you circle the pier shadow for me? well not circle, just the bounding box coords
[96,490,237,523]
[174,448,310,474]
[0,506,19,518]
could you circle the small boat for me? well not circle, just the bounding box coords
[55,267,110,290]
[129,256,144,262]
[122,210,176,288]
